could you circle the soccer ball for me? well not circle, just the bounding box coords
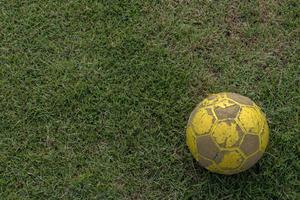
[186,92,269,175]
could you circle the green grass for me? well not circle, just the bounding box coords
[0,0,299,199]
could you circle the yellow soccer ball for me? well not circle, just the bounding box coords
[186,92,269,175]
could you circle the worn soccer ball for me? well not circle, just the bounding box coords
[186,92,269,175]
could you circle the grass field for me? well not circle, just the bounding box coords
[0,0,299,199]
